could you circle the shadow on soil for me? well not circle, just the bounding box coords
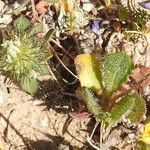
[0,111,96,150]
[34,35,81,114]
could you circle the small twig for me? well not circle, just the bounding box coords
[45,61,64,90]
[45,61,57,81]
[90,122,99,140]
[50,39,74,60]
[86,122,100,150]
[87,137,100,150]
[49,45,79,79]
[30,0,38,21]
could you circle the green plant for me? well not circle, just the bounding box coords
[75,52,146,129]
[116,3,150,42]
[118,6,149,30]
[0,15,52,95]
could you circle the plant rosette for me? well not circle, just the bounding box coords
[1,34,40,79]
[0,33,49,95]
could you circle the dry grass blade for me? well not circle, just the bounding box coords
[50,39,74,60]
[49,44,78,79]
[30,0,38,21]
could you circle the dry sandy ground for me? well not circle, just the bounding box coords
[0,75,90,150]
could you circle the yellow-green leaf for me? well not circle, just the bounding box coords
[80,88,104,121]
[75,54,102,93]
[106,93,135,127]
[127,93,146,123]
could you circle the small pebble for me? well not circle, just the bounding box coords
[128,133,136,140]
[82,3,94,12]
[143,85,150,96]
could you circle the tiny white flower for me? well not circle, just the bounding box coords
[2,36,21,58]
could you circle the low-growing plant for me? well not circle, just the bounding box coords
[0,15,52,95]
[75,52,146,146]
[121,5,150,41]
[118,6,149,31]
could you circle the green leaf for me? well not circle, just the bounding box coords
[29,24,43,36]
[80,88,104,122]
[42,29,54,46]
[38,64,49,75]
[75,54,102,93]
[106,94,135,127]
[14,15,30,31]
[127,93,146,123]
[102,52,134,95]
[21,77,39,95]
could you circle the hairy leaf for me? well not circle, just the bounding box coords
[81,88,104,121]
[21,77,39,95]
[75,54,102,93]
[127,93,146,123]
[106,94,135,127]
[14,15,30,31]
[102,53,133,95]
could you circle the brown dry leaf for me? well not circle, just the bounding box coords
[26,0,49,22]
[36,1,50,14]
[132,65,150,88]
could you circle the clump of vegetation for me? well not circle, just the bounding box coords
[118,6,148,30]
[75,52,146,146]
[117,4,150,40]
[0,1,150,149]
[0,15,51,95]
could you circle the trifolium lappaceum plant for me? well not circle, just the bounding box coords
[0,15,52,95]
[75,53,146,146]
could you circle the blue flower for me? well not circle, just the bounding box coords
[139,1,150,10]
[90,20,101,34]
